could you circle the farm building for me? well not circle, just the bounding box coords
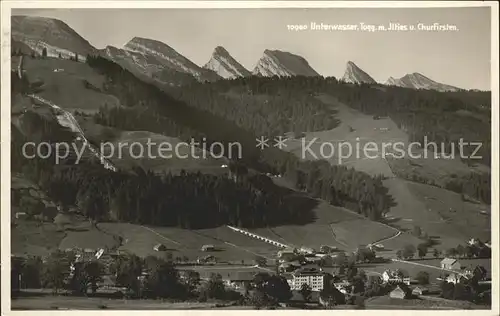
[412,286,429,296]
[334,280,351,294]
[389,285,411,299]
[153,243,167,252]
[299,246,315,255]
[441,258,461,270]
[279,262,301,273]
[304,255,322,264]
[319,245,338,253]
[201,244,216,252]
[222,271,256,289]
[445,273,467,284]
[278,248,297,262]
[382,270,410,285]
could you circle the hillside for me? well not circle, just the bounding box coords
[12,15,96,60]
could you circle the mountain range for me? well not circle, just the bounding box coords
[11,15,463,92]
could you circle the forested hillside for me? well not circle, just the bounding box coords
[84,55,394,221]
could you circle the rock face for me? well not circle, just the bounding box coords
[252,49,320,77]
[385,72,460,92]
[341,61,377,84]
[203,46,251,79]
[104,37,221,86]
[11,15,96,60]
[122,37,220,82]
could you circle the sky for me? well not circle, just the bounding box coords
[13,7,492,90]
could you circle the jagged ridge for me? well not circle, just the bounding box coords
[203,46,251,79]
[342,61,377,84]
[252,49,320,77]
[385,72,460,92]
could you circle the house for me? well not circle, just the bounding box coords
[389,285,411,299]
[279,261,301,273]
[304,255,322,264]
[441,258,461,270]
[300,246,316,255]
[289,267,326,291]
[334,280,351,294]
[153,243,167,252]
[201,244,216,252]
[382,270,410,285]
[319,245,338,253]
[222,271,256,289]
[277,248,297,262]
[445,273,466,284]
[412,286,429,296]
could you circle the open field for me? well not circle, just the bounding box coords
[382,178,490,250]
[59,224,121,252]
[22,57,121,110]
[11,294,249,310]
[97,223,279,262]
[11,221,66,257]
[250,200,398,251]
[387,153,490,188]
[75,118,229,175]
[365,295,482,310]
[283,94,407,178]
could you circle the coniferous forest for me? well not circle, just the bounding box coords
[11,53,490,233]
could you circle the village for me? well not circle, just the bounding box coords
[11,224,492,310]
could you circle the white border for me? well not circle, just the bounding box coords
[1,1,499,316]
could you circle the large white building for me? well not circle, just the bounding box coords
[288,267,326,291]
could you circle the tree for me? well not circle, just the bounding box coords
[352,275,365,294]
[319,284,345,307]
[433,248,441,258]
[199,273,225,300]
[58,52,62,58]
[75,53,79,62]
[42,47,47,58]
[412,225,422,237]
[416,271,430,285]
[365,275,383,297]
[446,247,458,258]
[453,283,472,301]
[109,254,143,296]
[299,283,312,302]
[41,250,71,294]
[22,256,43,288]
[402,244,416,260]
[143,257,184,299]
[346,264,358,282]
[254,256,267,267]
[251,273,291,303]
[396,250,403,259]
[357,247,376,263]
[334,252,347,267]
[456,244,465,258]
[417,243,428,259]
[441,281,455,299]
[183,270,200,295]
